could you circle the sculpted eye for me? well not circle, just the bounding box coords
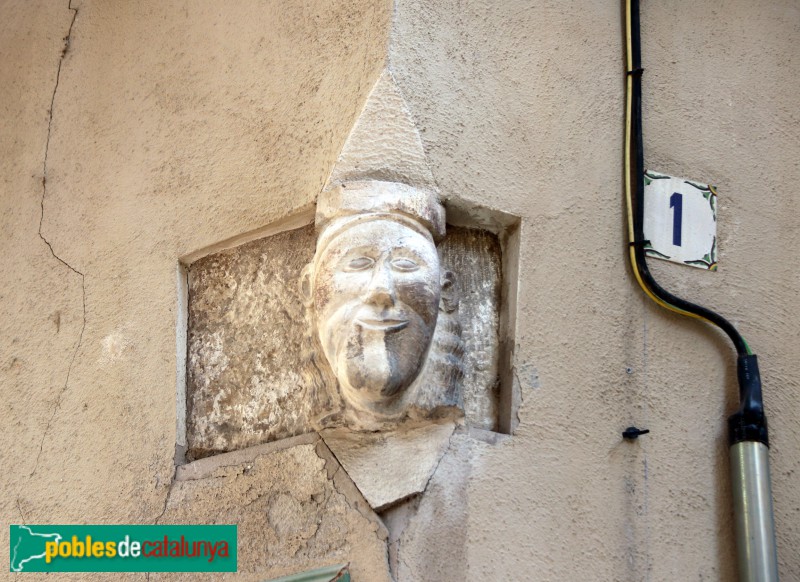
[391,258,419,272]
[345,256,374,271]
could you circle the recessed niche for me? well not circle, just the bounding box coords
[180,207,519,461]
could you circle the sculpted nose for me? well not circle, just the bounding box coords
[366,263,396,307]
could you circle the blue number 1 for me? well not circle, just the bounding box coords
[670,192,683,246]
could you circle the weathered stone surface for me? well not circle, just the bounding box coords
[328,70,437,191]
[186,225,318,459]
[305,72,460,428]
[187,223,502,458]
[176,433,319,482]
[320,421,456,511]
[438,227,502,430]
[305,183,452,425]
[157,438,390,582]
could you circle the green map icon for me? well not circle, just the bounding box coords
[10,525,62,572]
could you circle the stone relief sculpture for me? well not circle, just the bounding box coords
[301,181,462,426]
[186,70,507,460]
[182,69,513,542]
[180,69,514,543]
[300,72,464,430]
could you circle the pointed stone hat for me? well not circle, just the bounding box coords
[316,70,445,243]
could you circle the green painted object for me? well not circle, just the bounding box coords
[265,563,350,582]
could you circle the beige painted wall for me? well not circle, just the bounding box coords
[1,0,798,580]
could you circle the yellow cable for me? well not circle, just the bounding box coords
[623,0,707,323]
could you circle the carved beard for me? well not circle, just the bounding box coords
[337,310,432,409]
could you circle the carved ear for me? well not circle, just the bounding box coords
[440,270,459,313]
[299,263,314,306]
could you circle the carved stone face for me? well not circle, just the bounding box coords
[311,218,441,413]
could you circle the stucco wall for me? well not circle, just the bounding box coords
[1,0,798,580]
[391,1,799,579]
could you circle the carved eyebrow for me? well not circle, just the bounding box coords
[390,244,429,256]
[341,245,378,256]
[334,243,433,265]
[392,251,434,269]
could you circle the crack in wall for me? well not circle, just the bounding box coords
[154,466,178,525]
[316,432,369,499]
[314,434,391,582]
[316,438,373,524]
[329,470,360,515]
[16,499,28,525]
[379,495,421,582]
[639,304,652,581]
[420,431,454,496]
[512,365,524,429]
[30,0,84,478]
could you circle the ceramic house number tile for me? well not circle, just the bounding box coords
[643,170,718,270]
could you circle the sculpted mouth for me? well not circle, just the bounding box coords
[356,318,409,332]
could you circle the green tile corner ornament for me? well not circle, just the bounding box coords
[265,563,350,582]
[643,170,718,271]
